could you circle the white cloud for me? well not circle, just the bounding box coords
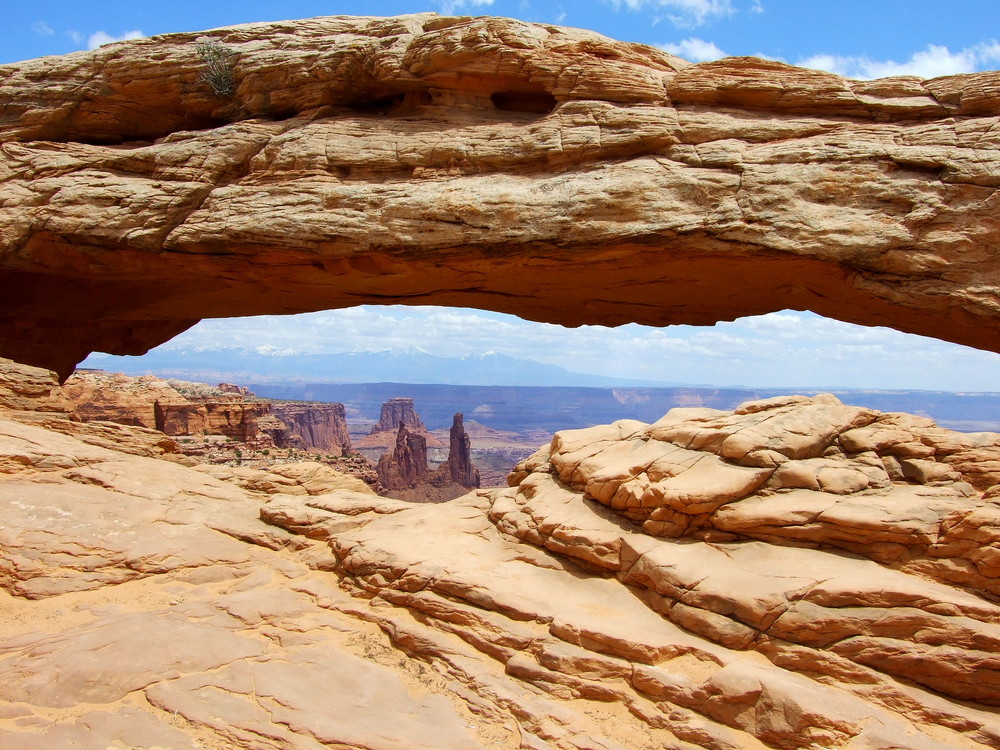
[437,0,496,15]
[67,30,83,45]
[87,29,145,50]
[128,306,1000,392]
[750,0,764,13]
[797,40,1000,80]
[610,0,735,28]
[659,37,727,62]
[31,21,54,37]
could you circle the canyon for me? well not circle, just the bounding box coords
[57,369,487,501]
[257,381,1000,436]
[2,11,1000,750]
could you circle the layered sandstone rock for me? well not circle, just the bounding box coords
[271,395,1000,747]
[371,398,427,435]
[377,411,482,501]
[61,369,353,451]
[0,414,490,749]
[0,358,180,458]
[3,391,1000,748]
[0,357,74,419]
[63,370,271,441]
[218,382,252,397]
[357,396,443,450]
[271,402,352,454]
[2,15,1000,376]
[430,412,481,489]
[376,423,430,491]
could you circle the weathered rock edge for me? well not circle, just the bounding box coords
[5,379,1000,748]
[3,13,1000,376]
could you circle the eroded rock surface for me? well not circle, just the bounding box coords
[2,15,1000,376]
[377,411,482,501]
[3,388,1000,749]
[271,401,352,454]
[432,412,482,489]
[61,368,353,453]
[376,422,431,491]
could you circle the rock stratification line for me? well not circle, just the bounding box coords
[1,15,1000,376]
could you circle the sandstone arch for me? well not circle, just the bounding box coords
[2,14,1000,379]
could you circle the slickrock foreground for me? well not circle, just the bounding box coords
[3,358,1000,749]
[3,14,1000,376]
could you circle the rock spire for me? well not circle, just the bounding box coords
[370,398,427,435]
[376,423,430,491]
[432,413,481,489]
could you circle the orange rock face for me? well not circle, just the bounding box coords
[376,422,431,490]
[62,370,271,441]
[59,369,353,452]
[2,15,1000,376]
[3,356,1000,748]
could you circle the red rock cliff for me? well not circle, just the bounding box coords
[63,370,264,442]
[370,398,427,435]
[271,402,352,455]
[376,423,429,490]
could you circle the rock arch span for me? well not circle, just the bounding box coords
[2,13,1000,378]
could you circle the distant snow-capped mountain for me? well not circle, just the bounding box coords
[80,347,680,388]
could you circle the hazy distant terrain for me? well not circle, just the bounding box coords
[83,348,681,388]
[86,348,1000,435]
[250,382,1000,435]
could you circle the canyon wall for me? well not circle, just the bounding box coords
[271,402,352,455]
[1,15,1000,377]
[61,370,351,451]
[63,371,270,441]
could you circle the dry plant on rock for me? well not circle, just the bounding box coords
[195,39,235,97]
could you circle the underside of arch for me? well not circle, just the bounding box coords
[2,14,999,379]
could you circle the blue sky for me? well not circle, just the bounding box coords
[10,1,1000,389]
[6,1,1000,72]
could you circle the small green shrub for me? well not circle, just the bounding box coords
[196,40,235,98]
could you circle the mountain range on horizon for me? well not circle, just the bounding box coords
[73,348,1000,434]
[247,381,1000,435]
[81,347,694,389]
